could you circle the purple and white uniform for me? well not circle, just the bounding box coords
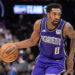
[32,17,66,75]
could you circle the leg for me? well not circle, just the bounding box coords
[9,68,17,75]
[45,66,64,75]
[32,64,45,75]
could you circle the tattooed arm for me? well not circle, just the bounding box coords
[63,22,75,74]
[14,19,41,49]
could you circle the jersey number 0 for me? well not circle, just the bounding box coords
[55,47,60,55]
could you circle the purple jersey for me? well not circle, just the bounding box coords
[38,17,66,64]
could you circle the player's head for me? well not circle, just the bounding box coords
[46,3,62,26]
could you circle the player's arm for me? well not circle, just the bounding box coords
[14,19,41,49]
[63,22,75,73]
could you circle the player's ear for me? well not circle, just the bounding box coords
[46,13,49,18]
[46,12,50,19]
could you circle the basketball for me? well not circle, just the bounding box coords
[0,43,18,63]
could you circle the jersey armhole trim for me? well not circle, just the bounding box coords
[62,21,67,40]
[38,18,43,45]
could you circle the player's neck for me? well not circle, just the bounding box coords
[46,20,56,30]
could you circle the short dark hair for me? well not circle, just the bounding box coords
[46,3,62,13]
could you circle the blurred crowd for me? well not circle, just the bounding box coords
[0,19,36,75]
[0,0,75,75]
[0,1,75,74]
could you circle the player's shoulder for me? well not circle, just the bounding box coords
[34,19,42,25]
[64,22,72,28]
[34,19,42,29]
[63,21,73,30]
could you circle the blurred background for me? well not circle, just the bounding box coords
[0,0,75,75]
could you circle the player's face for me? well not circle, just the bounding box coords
[47,8,61,26]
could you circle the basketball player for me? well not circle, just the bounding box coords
[7,3,75,75]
